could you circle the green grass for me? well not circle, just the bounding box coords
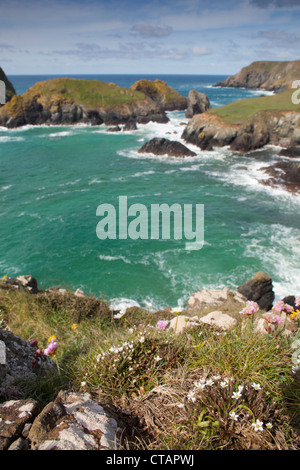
[0,286,299,450]
[208,89,300,125]
[25,78,146,107]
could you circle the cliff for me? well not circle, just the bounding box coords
[0,78,171,128]
[216,60,300,93]
[130,78,187,111]
[182,89,300,153]
[0,67,16,102]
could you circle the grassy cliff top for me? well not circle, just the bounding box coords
[208,89,300,125]
[130,78,187,109]
[19,77,146,107]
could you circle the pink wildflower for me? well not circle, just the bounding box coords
[295,296,300,308]
[273,301,293,314]
[263,312,284,325]
[239,300,259,317]
[157,320,169,330]
[44,341,57,356]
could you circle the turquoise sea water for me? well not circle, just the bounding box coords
[1,74,300,312]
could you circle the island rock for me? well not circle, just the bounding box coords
[138,137,197,157]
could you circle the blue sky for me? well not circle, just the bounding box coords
[1,0,300,75]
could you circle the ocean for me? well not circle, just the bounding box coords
[0,74,299,313]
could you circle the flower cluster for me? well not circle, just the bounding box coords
[239,301,259,317]
[272,300,293,314]
[262,312,284,325]
[44,336,58,356]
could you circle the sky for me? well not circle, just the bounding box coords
[1,0,300,75]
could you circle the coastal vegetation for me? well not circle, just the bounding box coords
[0,280,299,450]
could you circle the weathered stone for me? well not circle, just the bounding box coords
[187,287,246,311]
[186,90,211,118]
[0,398,40,450]
[0,328,56,400]
[169,315,200,334]
[237,272,274,311]
[199,311,237,329]
[28,391,119,450]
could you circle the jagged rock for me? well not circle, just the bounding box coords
[0,398,40,450]
[237,271,274,311]
[138,137,196,158]
[123,119,137,131]
[199,311,237,329]
[107,125,121,132]
[185,90,211,118]
[261,160,300,193]
[0,328,56,400]
[1,275,38,294]
[28,391,119,450]
[278,147,300,158]
[130,78,187,111]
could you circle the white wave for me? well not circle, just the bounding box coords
[130,170,155,178]
[0,136,24,143]
[242,223,300,300]
[110,297,140,315]
[0,185,12,191]
[88,178,104,185]
[58,179,81,187]
[99,254,132,264]
[47,130,76,138]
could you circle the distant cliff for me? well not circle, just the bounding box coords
[0,67,16,102]
[216,60,300,93]
[0,77,188,128]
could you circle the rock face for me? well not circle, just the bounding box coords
[130,78,187,111]
[138,137,196,157]
[0,391,120,450]
[185,90,211,118]
[237,272,275,312]
[215,60,300,93]
[187,287,246,312]
[0,78,169,128]
[0,67,16,103]
[261,160,300,193]
[0,328,56,401]
[182,110,300,152]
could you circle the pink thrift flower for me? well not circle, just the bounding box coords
[295,296,300,308]
[157,320,169,330]
[239,300,259,316]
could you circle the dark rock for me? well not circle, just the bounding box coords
[185,90,211,118]
[138,138,196,158]
[107,125,121,132]
[282,295,296,310]
[278,147,300,158]
[237,271,275,311]
[261,160,300,193]
[123,119,137,131]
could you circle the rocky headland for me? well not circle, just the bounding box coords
[0,77,189,129]
[215,60,300,93]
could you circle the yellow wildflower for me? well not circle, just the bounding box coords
[48,335,57,343]
[71,323,78,330]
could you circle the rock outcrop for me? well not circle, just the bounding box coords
[185,90,211,118]
[261,160,300,193]
[215,60,300,93]
[0,328,56,401]
[138,137,196,158]
[0,67,16,103]
[130,78,187,111]
[237,272,274,312]
[182,109,300,153]
[0,78,169,128]
[0,391,120,450]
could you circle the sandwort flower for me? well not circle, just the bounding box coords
[252,419,263,432]
[229,411,239,421]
